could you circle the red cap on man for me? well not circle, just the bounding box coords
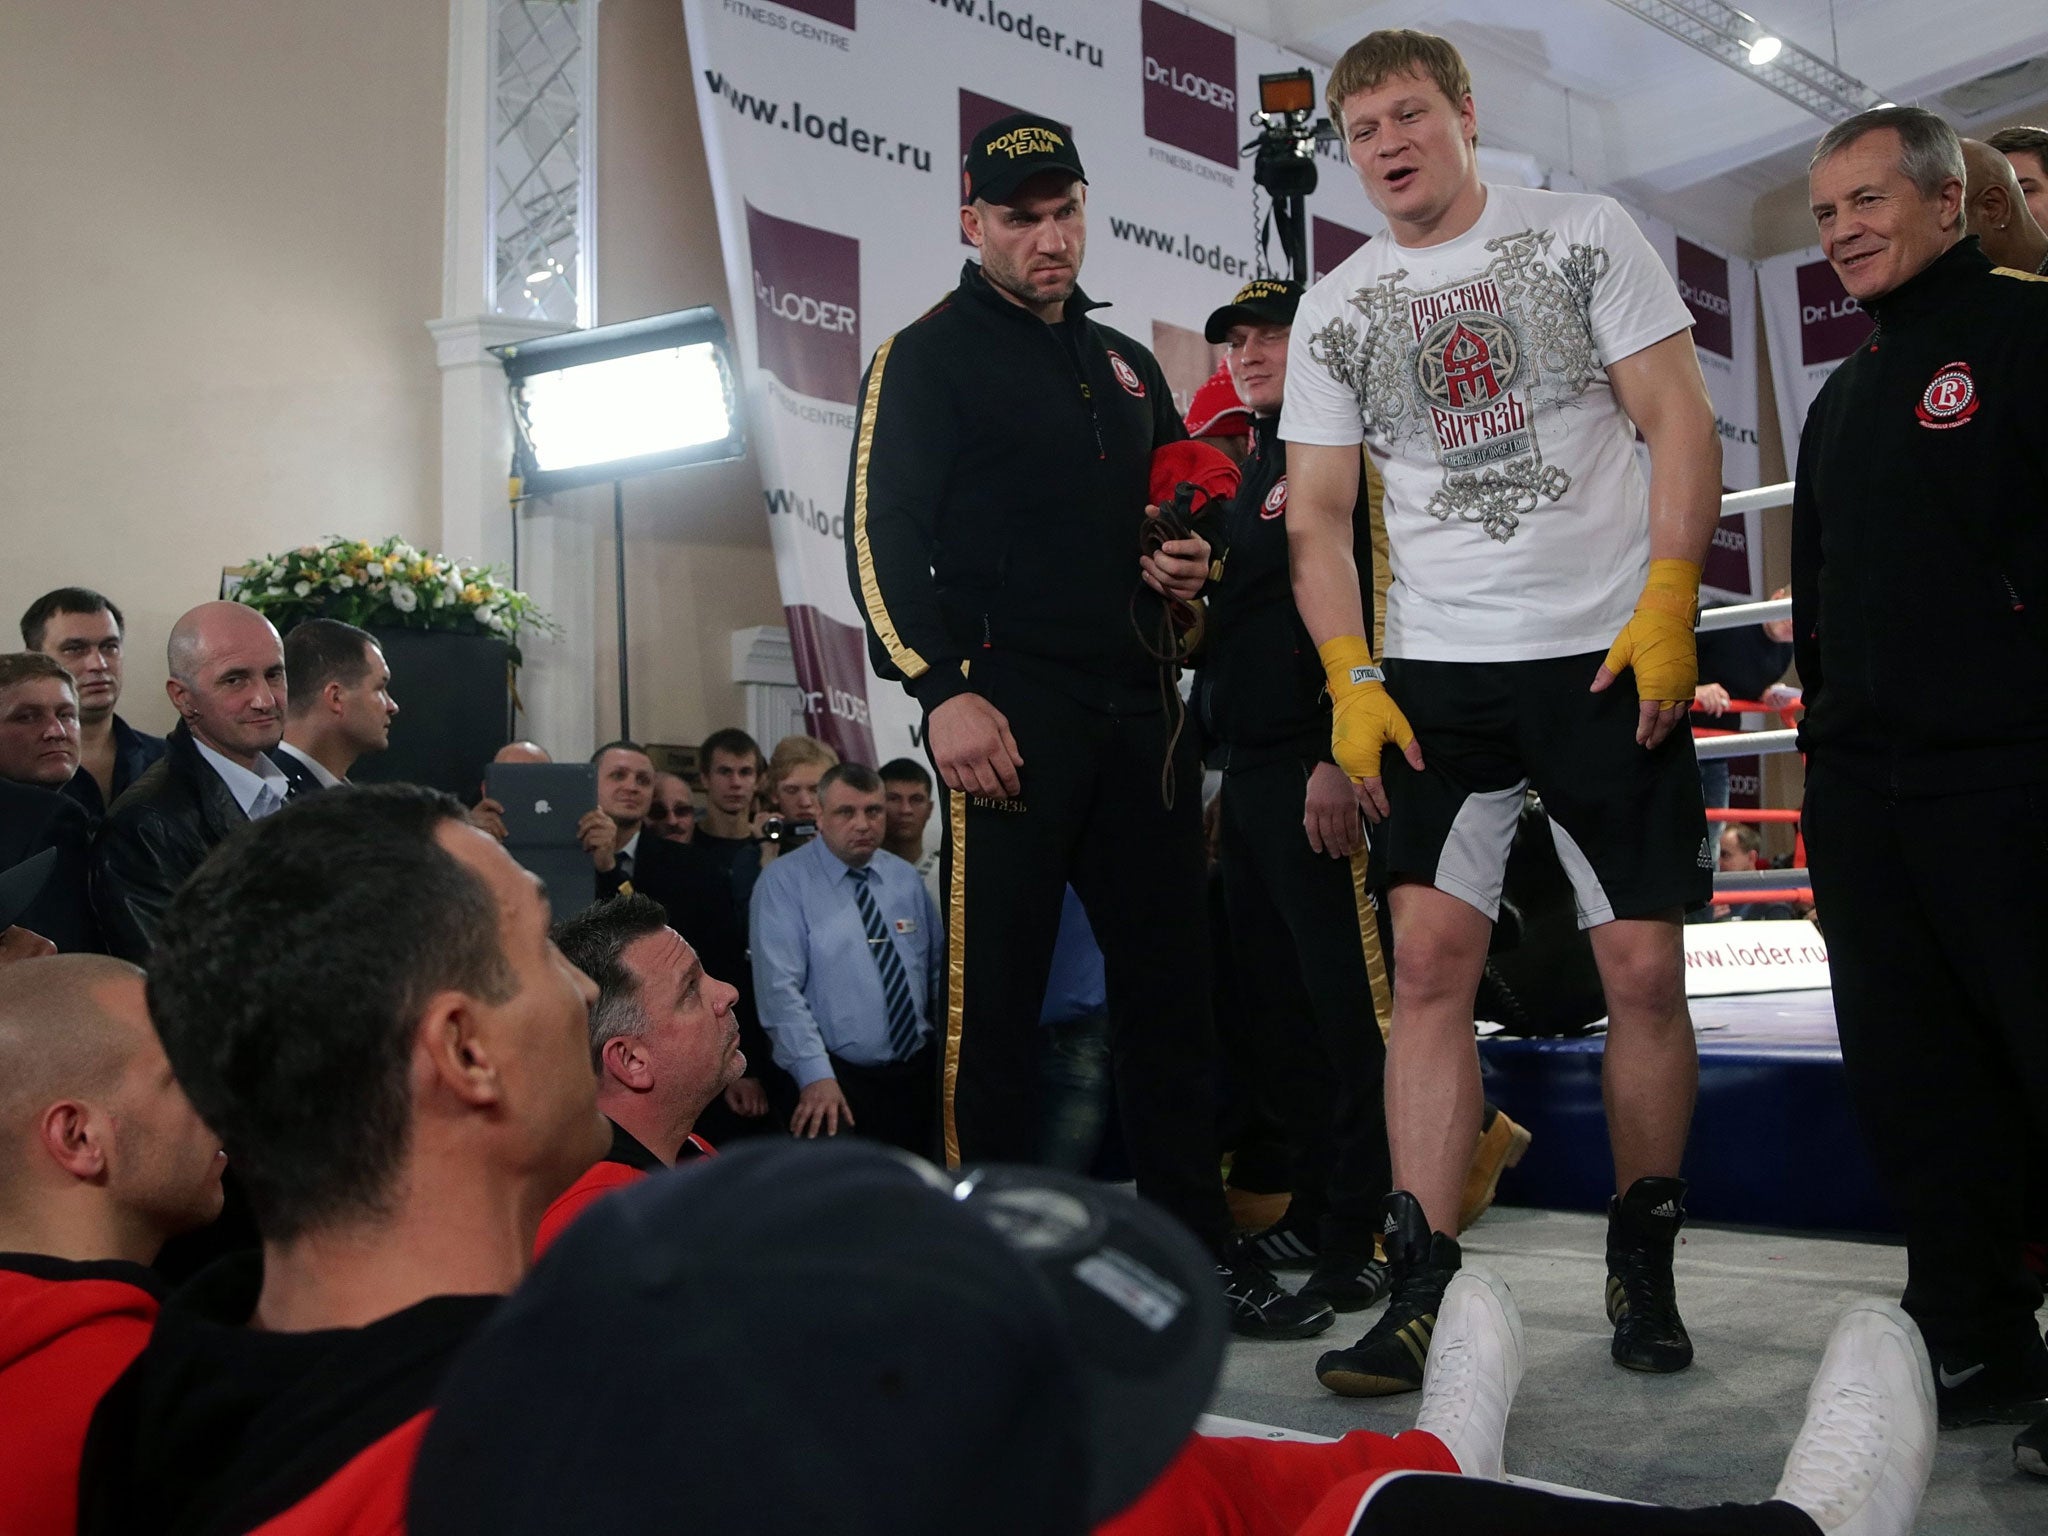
[1184,362,1252,440]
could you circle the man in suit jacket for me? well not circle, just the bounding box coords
[92,602,296,961]
[275,619,398,789]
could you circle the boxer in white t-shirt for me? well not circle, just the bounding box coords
[1281,29,1723,1398]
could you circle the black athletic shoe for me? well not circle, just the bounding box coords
[2017,1410,2048,1478]
[1606,1176,1694,1373]
[1316,1192,1460,1396]
[1244,1211,1322,1271]
[1216,1243,1336,1340]
[1933,1333,2048,1428]
[1300,1248,1392,1313]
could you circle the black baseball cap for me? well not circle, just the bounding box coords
[964,112,1087,205]
[1203,277,1305,342]
[409,1139,1226,1536]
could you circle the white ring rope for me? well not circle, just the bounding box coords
[1693,728,1799,761]
[1718,481,1795,518]
[1697,598,1790,633]
[1691,481,1800,756]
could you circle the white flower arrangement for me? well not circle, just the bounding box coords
[233,535,555,661]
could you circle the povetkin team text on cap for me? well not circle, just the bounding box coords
[964,111,1087,206]
[1203,277,1304,343]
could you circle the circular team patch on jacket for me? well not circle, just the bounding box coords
[1260,476,1289,519]
[1107,350,1146,397]
[1916,361,1977,430]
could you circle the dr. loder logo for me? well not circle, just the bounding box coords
[1795,256,1871,366]
[778,0,854,28]
[747,202,861,405]
[1675,237,1732,360]
[1140,0,1237,168]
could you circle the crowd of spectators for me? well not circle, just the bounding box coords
[0,658,1936,1536]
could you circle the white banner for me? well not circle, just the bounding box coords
[1759,242,1870,469]
[1682,919,1831,997]
[680,0,1770,758]
[680,0,1370,762]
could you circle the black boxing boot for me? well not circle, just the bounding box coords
[1315,1191,1460,1396]
[1607,1175,1694,1373]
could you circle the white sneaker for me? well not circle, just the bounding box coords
[1772,1302,1937,1536]
[1411,1266,1524,1480]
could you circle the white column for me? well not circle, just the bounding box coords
[731,625,802,749]
[430,0,594,754]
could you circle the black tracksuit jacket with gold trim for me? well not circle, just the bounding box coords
[846,261,1186,716]
[1791,238,2048,795]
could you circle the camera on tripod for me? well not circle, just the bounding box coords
[1245,70,1337,285]
[1248,70,1333,202]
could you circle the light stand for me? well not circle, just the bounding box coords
[493,306,746,741]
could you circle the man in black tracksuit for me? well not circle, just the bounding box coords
[846,114,1329,1338]
[1795,106,2048,1442]
[1194,279,1396,1315]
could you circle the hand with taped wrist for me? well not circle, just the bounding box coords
[1592,557,1702,748]
[1320,635,1423,823]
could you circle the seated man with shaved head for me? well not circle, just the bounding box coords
[0,954,226,1535]
[90,601,295,960]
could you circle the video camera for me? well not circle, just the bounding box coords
[1244,69,1337,284]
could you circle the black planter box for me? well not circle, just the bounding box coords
[351,629,511,799]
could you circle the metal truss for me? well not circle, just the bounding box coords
[1598,0,1888,121]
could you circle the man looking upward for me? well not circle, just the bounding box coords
[537,893,745,1249]
[1283,29,1721,1393]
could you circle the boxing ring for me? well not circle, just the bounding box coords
[1478,483,1898,1235]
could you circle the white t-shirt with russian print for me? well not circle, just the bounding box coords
[1280,184,1695,662]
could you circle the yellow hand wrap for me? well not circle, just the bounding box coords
[1320,635,1415,783]
[1601,558,1702,707]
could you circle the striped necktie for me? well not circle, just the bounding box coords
[849,865,925,1060]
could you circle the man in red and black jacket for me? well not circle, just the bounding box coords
[1794,106,2048,1451]
[844,112,1325,1340]
[535,893,741,1253]
[0,954,226,1536]
[77,784,607,1533]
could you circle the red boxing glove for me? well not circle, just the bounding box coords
[1149,439,1241,517]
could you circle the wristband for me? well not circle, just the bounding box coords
[1318,635,1379,695]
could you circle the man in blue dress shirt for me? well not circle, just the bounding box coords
[750,761,942,1153]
